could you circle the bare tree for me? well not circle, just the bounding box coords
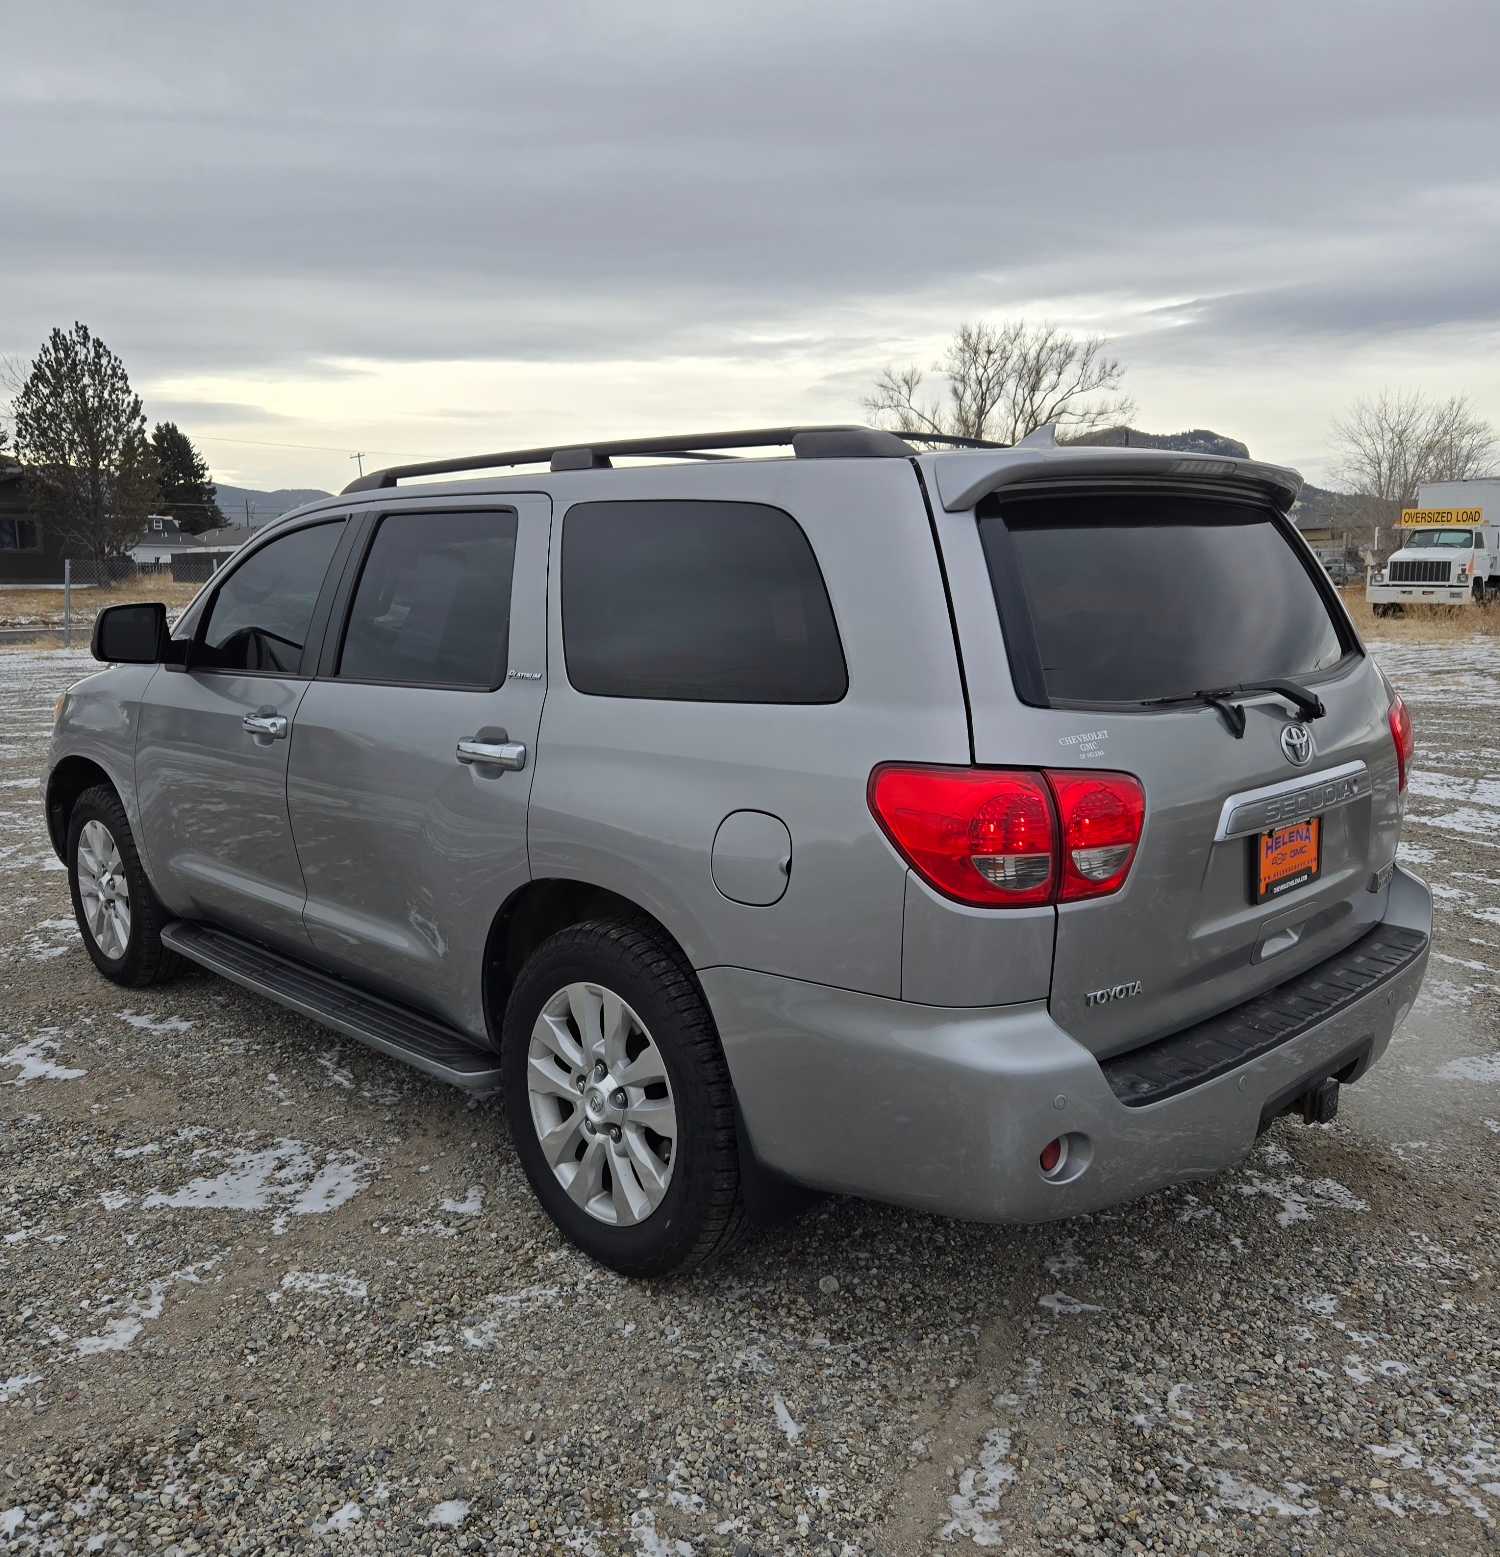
[12,323,160,571]
[1332,390,1495,505]
[864,320,1133,447]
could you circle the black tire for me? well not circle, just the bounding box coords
[66,784,181,987]
[501,917,746,1277]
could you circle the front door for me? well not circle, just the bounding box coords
[134,517,351,951]
[287,497,549,1042]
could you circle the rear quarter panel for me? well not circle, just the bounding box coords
[527,458,970,998]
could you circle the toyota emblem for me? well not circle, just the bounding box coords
[1280,723,1313,767]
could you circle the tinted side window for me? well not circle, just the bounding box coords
[562,500,846,703]
[196,522,344,674]
[338,510,518,687]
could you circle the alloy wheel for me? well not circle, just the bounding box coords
[526,981,677,1227]
[76,819,132,960]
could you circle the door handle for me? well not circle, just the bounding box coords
[456,737,527,771]
[242,712,288,740]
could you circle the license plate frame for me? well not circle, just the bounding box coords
[1253,816,1322,903]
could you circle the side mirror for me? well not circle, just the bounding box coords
[92,602,168,664]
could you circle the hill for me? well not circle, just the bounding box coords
[210,483,333,530]
[1063,425,1251,460]
[1064,424,1354,537]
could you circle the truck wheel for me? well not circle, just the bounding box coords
[502,918,747,1277]
[66,785,181,987]
[1474,581,1488,606]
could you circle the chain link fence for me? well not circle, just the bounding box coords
[50,557,204,646]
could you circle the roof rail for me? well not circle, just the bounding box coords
[341,425,919,494]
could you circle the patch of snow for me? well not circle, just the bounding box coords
[1436,1054,1500,1084]
[1301,1292,1340,1316]
[1038,1292,1102,1315]
[1237,1166,1368,1226]
[460,1284,563,1347]
[665,1461,705,1516]
[1,1509,25,1539]
[941,1428,1015,1546]
[628,1507,693,1556]
[314,1502,363,1534]
[1,1374,42,1404]
[271,1271,368,1305]
[425,1499,470,1528]
[1435,951,1493,974]
[1208,1469,1319,1518]
[316,1047,354,1090]
[439,1186,483,1216]
[1369,1436,1499,1522]
[772,1393,804,1444]
[734,1345,776,1378]
[139,1138,374,1232]
[1,1034,85,1086]
[116,1011,194,1034]
[72,1256,220,1355]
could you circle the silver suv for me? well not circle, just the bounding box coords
[46,425,1431,1275]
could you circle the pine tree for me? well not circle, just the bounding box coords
[13,323,160,571]
[152,421,224,533]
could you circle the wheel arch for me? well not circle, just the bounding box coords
[46,755,119,860]
[482,878,697,1047]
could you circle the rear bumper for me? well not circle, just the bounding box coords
[705,866,1431,1223]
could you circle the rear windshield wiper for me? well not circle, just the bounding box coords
[1142,678,1326,739]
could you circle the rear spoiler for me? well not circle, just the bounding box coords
[924,447,1302,514]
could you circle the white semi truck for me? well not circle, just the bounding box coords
[1366,478,1500,616]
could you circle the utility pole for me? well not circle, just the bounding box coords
[244,498,252,528]
[350,452,366,479]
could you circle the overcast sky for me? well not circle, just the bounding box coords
[5,0,1499,495]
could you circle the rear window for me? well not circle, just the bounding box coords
[977,493,1352,706]
[562,499,846,703]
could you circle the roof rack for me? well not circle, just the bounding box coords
[341,424,1007,494]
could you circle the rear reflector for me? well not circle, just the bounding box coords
[1388,691,1414,794]
[868,764,1145,908]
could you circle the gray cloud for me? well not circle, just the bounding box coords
[4,0,1498,451]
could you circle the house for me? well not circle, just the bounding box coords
[0,463,70,585]
[128,515,195,567]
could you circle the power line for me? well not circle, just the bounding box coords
[189,432,418,456]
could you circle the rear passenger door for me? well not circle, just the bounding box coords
[286,497,550,1042]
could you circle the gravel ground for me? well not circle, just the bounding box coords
[1,643,1496,1556]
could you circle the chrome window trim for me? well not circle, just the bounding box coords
[1214,760,1370,842]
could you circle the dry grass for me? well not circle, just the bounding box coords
[0,634,73,652]
[0,575,201,626]
[1338,586,1500,640]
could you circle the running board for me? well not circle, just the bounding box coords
[160,921,502,1091]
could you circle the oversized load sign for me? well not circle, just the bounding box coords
[1400,507,1484,526]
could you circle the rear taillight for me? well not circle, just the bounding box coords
[867,766,1055,907]
[1388,691,1414,794]
[868,765,1144,909]
[1047,770,1147,901]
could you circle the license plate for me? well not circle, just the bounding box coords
[1254,817,1321,903]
